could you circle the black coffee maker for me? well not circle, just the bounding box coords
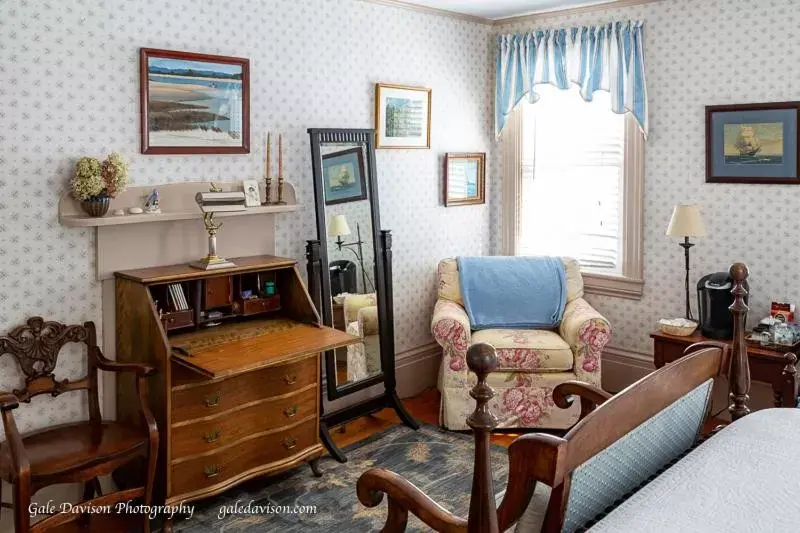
[697,272,749,339]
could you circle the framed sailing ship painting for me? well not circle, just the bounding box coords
[706,102,800,184]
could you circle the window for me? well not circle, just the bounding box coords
[502,85,644,299]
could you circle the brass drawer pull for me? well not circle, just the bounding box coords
[203,429,221,443]
[204,393,221,408]
[282,374,297,385]
[283,405,299,418]
[204,464,219,478]
[282,437,297,450]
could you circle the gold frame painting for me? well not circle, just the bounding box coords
[444,152,485,206]
[375,83,432,149]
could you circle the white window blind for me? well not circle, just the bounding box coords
[519,85,625,275]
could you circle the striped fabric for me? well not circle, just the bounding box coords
[496,21,648,138]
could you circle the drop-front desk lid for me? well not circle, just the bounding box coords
[169,318,359,379]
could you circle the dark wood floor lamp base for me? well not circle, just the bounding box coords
[307,236,419,463]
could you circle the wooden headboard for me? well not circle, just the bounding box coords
[357,262,775,533]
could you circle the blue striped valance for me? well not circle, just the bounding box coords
[496,20,648,138]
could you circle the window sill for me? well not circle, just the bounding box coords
[582,272,644,300]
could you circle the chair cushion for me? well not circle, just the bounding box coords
[471,329,573,372]
[0,421,147,481]
[437,257,584,306]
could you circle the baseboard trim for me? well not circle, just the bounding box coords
[602,344,654,393]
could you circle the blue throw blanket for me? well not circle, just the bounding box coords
[456,256,567,330]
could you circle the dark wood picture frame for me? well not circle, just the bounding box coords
[322,147,368,206]
[706,101,800,184]
[444,152,486,206]
[140,48,250,155]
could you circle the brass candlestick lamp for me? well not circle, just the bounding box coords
[190,212,237,270]
[190,185,244,270]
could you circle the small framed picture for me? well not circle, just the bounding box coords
[444,153,485,206]
[706,102,800,184]
[242,179,261,207]
[140,48,250,155]
[375,83,432,149]
[322,147,367,205]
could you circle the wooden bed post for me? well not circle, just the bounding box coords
[465,343,500,533]
[728,262,751,421]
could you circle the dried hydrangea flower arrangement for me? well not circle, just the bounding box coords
[71,153,129,216]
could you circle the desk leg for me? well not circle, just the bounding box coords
[772,387,784,408]
[780,353,799,407]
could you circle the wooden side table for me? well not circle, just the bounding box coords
[651,330,800,408]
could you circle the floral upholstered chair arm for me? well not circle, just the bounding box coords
[559,298,611,385]
[431,299,471,374]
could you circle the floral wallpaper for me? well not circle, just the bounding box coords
[495,0,800,355]
[0,0,494,434]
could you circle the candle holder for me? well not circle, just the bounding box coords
[276,174,286,205]
[264,175,273,205]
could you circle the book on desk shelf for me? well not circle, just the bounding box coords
[168,283,189,311]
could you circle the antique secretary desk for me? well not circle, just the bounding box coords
[59,182,358,531]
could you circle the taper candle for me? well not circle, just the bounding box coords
[278,134,283,179]
[265,132,271,180]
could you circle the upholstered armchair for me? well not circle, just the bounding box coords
[343,293,381,381]
[432,258,611,430]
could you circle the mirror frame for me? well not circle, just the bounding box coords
[308,128,388,400]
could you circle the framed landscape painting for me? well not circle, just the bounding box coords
[706,102,799,184]
[140,48,250,154]
[375,83,432,149]
[322,147,367,205]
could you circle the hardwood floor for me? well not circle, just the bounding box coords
[329,387,727,452]
[330,387,520,449]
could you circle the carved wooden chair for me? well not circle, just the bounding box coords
[0,317,158,532]
[358,264,766,533]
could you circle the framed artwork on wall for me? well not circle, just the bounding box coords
[444,152,485,206]
[706,102,799,184]
[322,147,367,205]
[375,83,432,149]
[140,48,250,155]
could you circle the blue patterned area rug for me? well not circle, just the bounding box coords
[168,424,509,532]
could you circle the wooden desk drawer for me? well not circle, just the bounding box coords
[171,387,317,458]
[171,358,317,423]
[170,419,318,497]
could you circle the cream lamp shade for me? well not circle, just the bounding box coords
[328,214,352,237]
[666,204,706,238]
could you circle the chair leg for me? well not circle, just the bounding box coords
[144,444,158,533]
[12,481,31,533]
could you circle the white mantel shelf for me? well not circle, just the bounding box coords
[58,181,298,280]
[59,203,299,227]
[58,181,299,228]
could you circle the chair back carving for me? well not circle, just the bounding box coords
[0,317,98,406]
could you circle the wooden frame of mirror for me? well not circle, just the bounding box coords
[307,128,418,463]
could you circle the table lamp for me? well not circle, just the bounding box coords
[666,204,706,321]
[328,214,373,292]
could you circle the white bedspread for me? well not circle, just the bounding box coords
[588,408,800,532]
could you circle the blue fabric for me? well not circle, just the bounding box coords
[496,20,648,138]
[456,256,566,330]
[562,378,714,533]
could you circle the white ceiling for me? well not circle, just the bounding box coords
[397,0,618,20]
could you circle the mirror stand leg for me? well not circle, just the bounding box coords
[308,458,323,477]
[388,391,419,430]
[319,420,348,463]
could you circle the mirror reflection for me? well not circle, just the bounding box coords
[320,142,382,388]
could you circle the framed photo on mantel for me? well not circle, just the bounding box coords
[140,48,250,155]
[375,83,432,149]
[706,101,799,184]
